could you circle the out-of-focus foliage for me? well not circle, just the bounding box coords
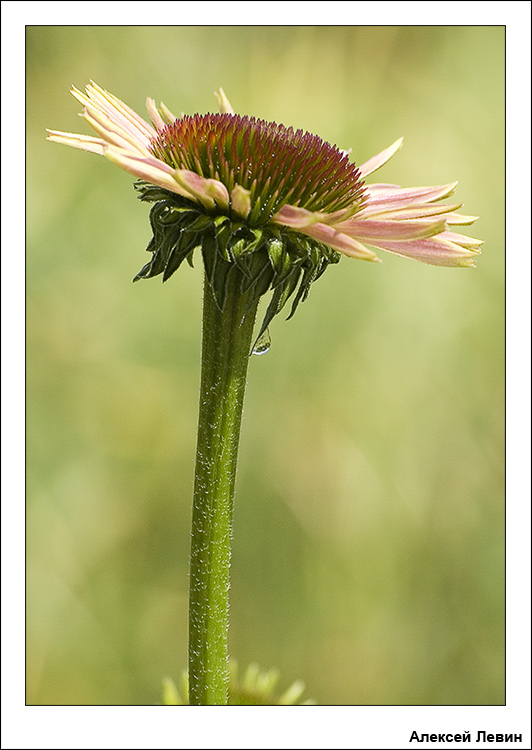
[161,660,314,705]
[27,25,504,705]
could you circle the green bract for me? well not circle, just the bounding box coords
[134,181,341,345]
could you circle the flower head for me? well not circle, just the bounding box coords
[47,83,482,330]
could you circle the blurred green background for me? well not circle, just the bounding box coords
[26,26,504,705]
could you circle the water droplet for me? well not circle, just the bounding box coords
[252,328,271,355]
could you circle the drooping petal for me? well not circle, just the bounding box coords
[158,101,177,125]
[298,222,381,262]
[363,182,401,193]
[272,204,320,229]
[437,231,483,250]
[72,85,153,151]
[361,234,481,267]
[146,98,179,130]
[358,138,403,178]
[173,169,230,209]
[46,129,107,155]
[214,88,235,114]
[322,205,364,225]
[359,182,459,216]
[84,81,156,142]
[82,105,151,154]
[104,148,195,199]
[443,213,479,226]
[203,178,231,210]
[339,217,447,241]
[231,184,252,218]
[365,202,464,222]
[146,97,166,131]
[272,203,362,230]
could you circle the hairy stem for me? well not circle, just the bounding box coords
[188,267,259,705]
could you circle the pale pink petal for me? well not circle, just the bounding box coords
[299,223,381,262]
[363,182,401,193]
[362,235,480,267]
[104,148,195,199]
[85,81,156,142]
[173,169,229,209]
[46,130,107,155]
[146,97,166,131]
[204,178,230,210]
[437,231,483,250]
[214,88,234,114]
[339,217,446,241]
[359,183,459,216]
[82,106,150,153]
[364,181,458,202]
[272,204,318,229]
[73,86,152,149]
[158,101,177,125]
[358,138,403,179]
[231,184,251,218]
[106,149,175,175]
[322,206,362,225]
[443,213,479,226]
[70,86,93,109]
[366,203,464,221]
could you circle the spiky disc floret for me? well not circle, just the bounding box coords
[149,113,366,224]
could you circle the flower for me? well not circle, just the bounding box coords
[47,83,482,332]
[47,81,482,268]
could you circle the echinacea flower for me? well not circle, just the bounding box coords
[47,82,482,332]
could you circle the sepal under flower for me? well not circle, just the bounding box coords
[134,181,340,340]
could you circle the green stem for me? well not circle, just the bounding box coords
[188,267,260,705]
